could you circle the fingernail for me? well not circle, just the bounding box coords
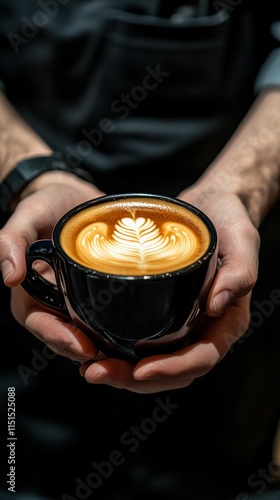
[134,369,163,381]
[0,260,15,283]
[136,373,163,381]
[212,290,232,315]
[87,366,110,383]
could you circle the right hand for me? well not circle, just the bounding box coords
[0,172,105,362]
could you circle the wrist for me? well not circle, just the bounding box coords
[0,152,96,214]
[20,169,93,200]
[0,92,52,180]
[195,90,280,227]
[227,150,280,227]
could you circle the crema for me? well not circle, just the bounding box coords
[59,197,210,275]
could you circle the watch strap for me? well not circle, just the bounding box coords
[0,152,95,214]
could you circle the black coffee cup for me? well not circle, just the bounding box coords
[21,193,218,361]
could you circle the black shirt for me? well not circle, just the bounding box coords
[0,0,279,195]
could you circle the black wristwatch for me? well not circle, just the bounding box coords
[0,151,95,214]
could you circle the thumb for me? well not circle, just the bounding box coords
[0,227,28,286]
[0,201,42,286]
[206,223,260,316]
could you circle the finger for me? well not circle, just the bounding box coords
[208,227,259,316]
[80,296,250,393]
[0,184,99,286]
[0,198,53,286]
[206,201,260,316]
[25,311,98,362]
[11,286,98,362]
[133,296,250,383]
[79,358,195,393]
[0,236,26,285]
[178,192,260,317]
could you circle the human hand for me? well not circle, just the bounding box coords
[79,187,260,393]
[0,179,260,386]
[178,187,260,319]
[79,294,251,393]
[0,172,105,362]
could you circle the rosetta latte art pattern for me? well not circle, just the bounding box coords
[75,214,202,275]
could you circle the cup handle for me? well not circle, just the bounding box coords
[21,240,69,315]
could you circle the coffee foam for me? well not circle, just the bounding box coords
[59,198,210,275]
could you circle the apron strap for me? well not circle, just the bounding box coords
[150,0,210,17]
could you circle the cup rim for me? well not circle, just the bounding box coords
[53,193,218,279]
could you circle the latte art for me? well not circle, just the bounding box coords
[60,197,210,276]
[76,215,201,274]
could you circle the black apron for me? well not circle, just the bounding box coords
[1,2,280,499]
[0,0,262,195]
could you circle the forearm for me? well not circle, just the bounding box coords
[194,89,280,228]
[0,92,52,180]
[0,92,103,210]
